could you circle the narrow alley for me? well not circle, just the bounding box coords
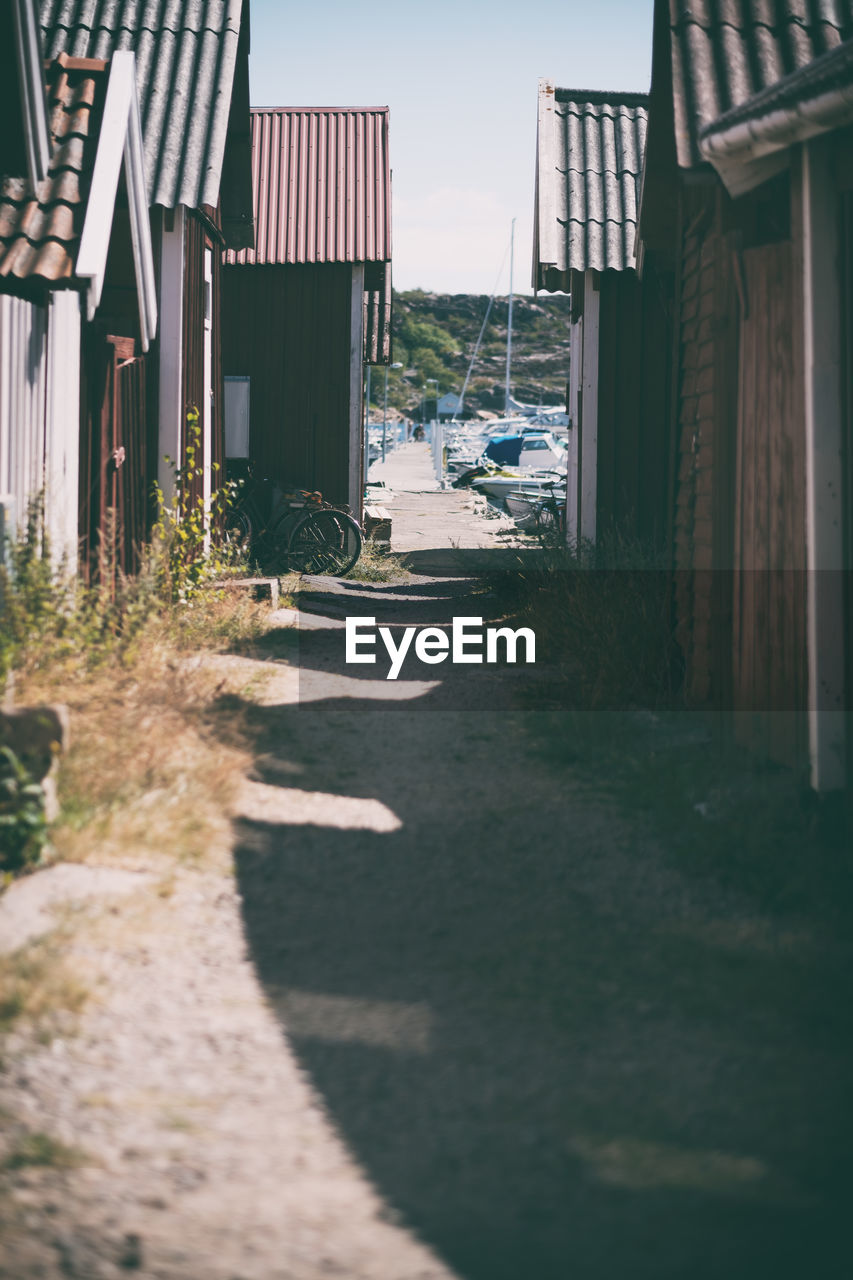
[228,444,850,1279]
[0,445,849,1279]
[2,2,853,1277]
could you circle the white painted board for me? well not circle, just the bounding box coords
[224,376,250,458]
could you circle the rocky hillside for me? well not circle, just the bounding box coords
[375,291,571,420]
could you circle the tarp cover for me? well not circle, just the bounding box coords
[484,436,524,465]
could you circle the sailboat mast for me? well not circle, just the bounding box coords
[505,218,515,414]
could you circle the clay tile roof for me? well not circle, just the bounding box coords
[0,59,105,289]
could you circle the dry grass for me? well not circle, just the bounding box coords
[14,592,274,876]
[346,539,411,583]
[1,1131,88,1172]
[0,933,88,1036]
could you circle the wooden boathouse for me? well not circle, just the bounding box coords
[222,106,392,515]
[638,0,853,790]
[532,83,674,549]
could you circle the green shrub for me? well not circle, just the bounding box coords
[489,529,676,710]
[0,412,246,690]
[151,406,243,604]
[0,745,48,873]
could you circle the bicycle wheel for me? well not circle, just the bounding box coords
[287,508,362,575]
[223,507,253,561]
[264,511,297,574]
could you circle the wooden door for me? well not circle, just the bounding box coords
[80,334,148,582]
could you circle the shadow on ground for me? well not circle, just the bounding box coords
[228,585,851,1280]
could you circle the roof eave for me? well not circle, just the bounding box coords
[75,51,157,348]
[700,80,853,195]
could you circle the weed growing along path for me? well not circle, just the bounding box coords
[1,548,850,1277]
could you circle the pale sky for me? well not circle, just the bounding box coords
[250,1,655,294]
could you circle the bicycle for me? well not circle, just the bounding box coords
[270,494,363,575]
[225,467,363,575]
[504,480,566,538]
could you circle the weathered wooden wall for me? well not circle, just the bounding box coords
[673,186,727,706]
[221,263,356,506]
[732,239,807,763]
[842,190,853,794]
[79,334,148,580]
[671,178,808,766]
[596,261,673,547]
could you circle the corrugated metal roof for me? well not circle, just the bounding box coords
[39,0,244,212]
[534,84,648,286]
[0,55,104,288]
[224,106,392,266]
[669,0,853,168]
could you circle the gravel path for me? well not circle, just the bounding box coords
[0,463,848,1279]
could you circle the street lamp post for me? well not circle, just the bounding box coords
[364,364,372,474]
[426,378,439,474]
[383,361,403,461]
[426,378,439,430]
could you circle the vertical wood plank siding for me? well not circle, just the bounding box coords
[79,334,148,581]
[596,263,673,546]
[221,264,355,505]
[674,190,720,704]
[672,180,808,765]
[116,351,148,574]
[842,191,853,793]
[734,241,806,762]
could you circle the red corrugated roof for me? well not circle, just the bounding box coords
[224,106,391,266]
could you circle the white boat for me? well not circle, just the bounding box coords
[471,469,565,499]
[504,488,566,528]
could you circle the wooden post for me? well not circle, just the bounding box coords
[348,265,365,518]
[157,207,185,499]
[579,269,600,545]
[802,138,847,791]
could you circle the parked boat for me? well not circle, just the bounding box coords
[482,431,566,471]
[470,469,565,500]
[504,488,565,529]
